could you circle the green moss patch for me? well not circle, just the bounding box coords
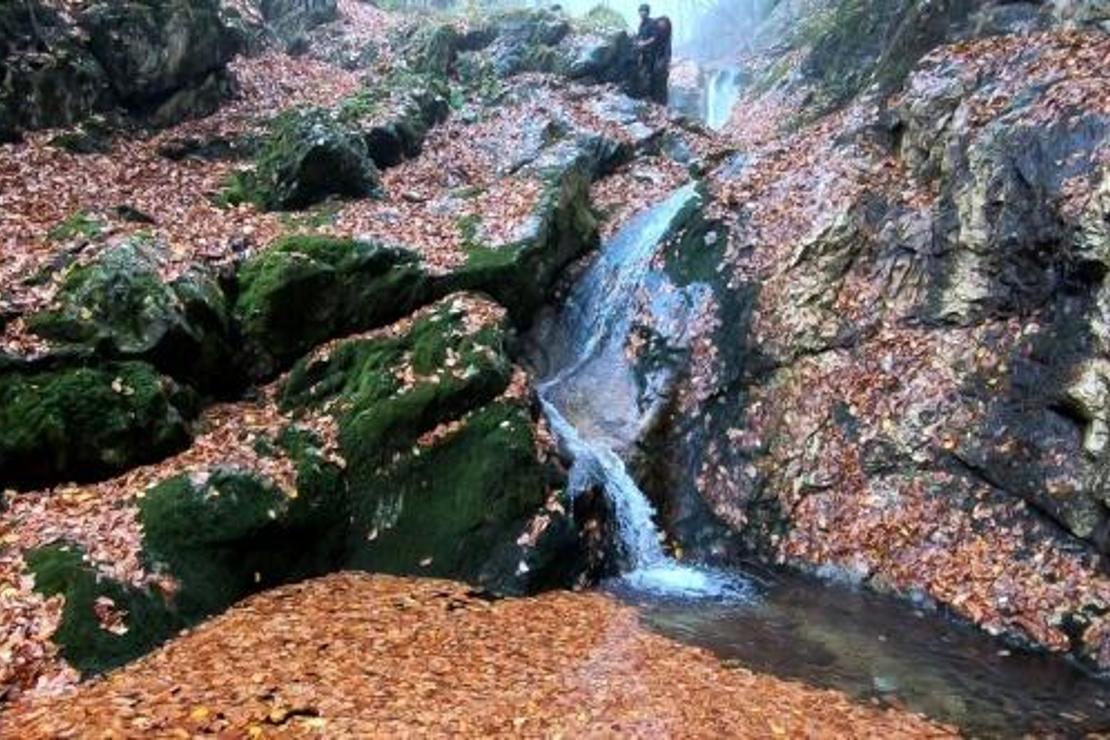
[346,402,556,587]
[26,544,182,675]
[234,234,432,378]
[139,464,346,620]
[0,362,196,488]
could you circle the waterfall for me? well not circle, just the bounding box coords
[536,184,749,599]
[705,67,743,130]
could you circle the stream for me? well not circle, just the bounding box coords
[532,186,1110,737]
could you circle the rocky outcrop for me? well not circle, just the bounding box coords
[234,235,431,378]
[80,0,239,121]
[400,9,649,102]
[0,0,240,135]
[746,0,1067,119]
[21,295,585,677]
[229,107,380,210]
[658,10,1110,668]
[0,362,196,489]
[26,243,237,393]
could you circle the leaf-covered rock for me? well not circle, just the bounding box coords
[26,242,237,393]
[283,295,580,593]
[446,144,599,322]
[233,107,380,210]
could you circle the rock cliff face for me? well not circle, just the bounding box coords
[633,0,1110,670]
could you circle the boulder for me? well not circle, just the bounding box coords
[26,242,237,393]
[445,143,599,322]
[25,428,345,675]
[139,459,346,621]
[282,294,581,593]
[78,0,239,110]
[234,235,431,377]
[340,71,450,169]
[235,107,380,210]
[0,362,196,489]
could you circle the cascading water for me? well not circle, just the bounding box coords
[536,184,748,599]
[705,67,743,130]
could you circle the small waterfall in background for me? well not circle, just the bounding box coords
[704,67,743,130]
[536,184,749,599]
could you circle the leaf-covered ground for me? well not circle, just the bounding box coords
[1,573,953,737]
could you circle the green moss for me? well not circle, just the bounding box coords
[213,171,252,208]
[345,401,550,585]
[234,234,431,377]
[139,466,346,620]
[336,88,381,123]
[0,362,195,488]
[26,544,182,675]
[47,211,104,242]
[28,246,172,347]
[283,298,510,466]
[25,243,235,391]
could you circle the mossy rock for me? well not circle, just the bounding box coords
[282,298,512,467]
[26,431,346,675]
[234,234,432,378]
[402,22,460,77]
[139,460,346,620]
[347,401,567,593]
[0,362,196,489]
[26,544,184,675]
[232,107,379,210]
[354,72,450,169]
[283,296,580,592]
[445,154,598,323]
[26,242,237,392]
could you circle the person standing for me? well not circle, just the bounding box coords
[635,4,672,105]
